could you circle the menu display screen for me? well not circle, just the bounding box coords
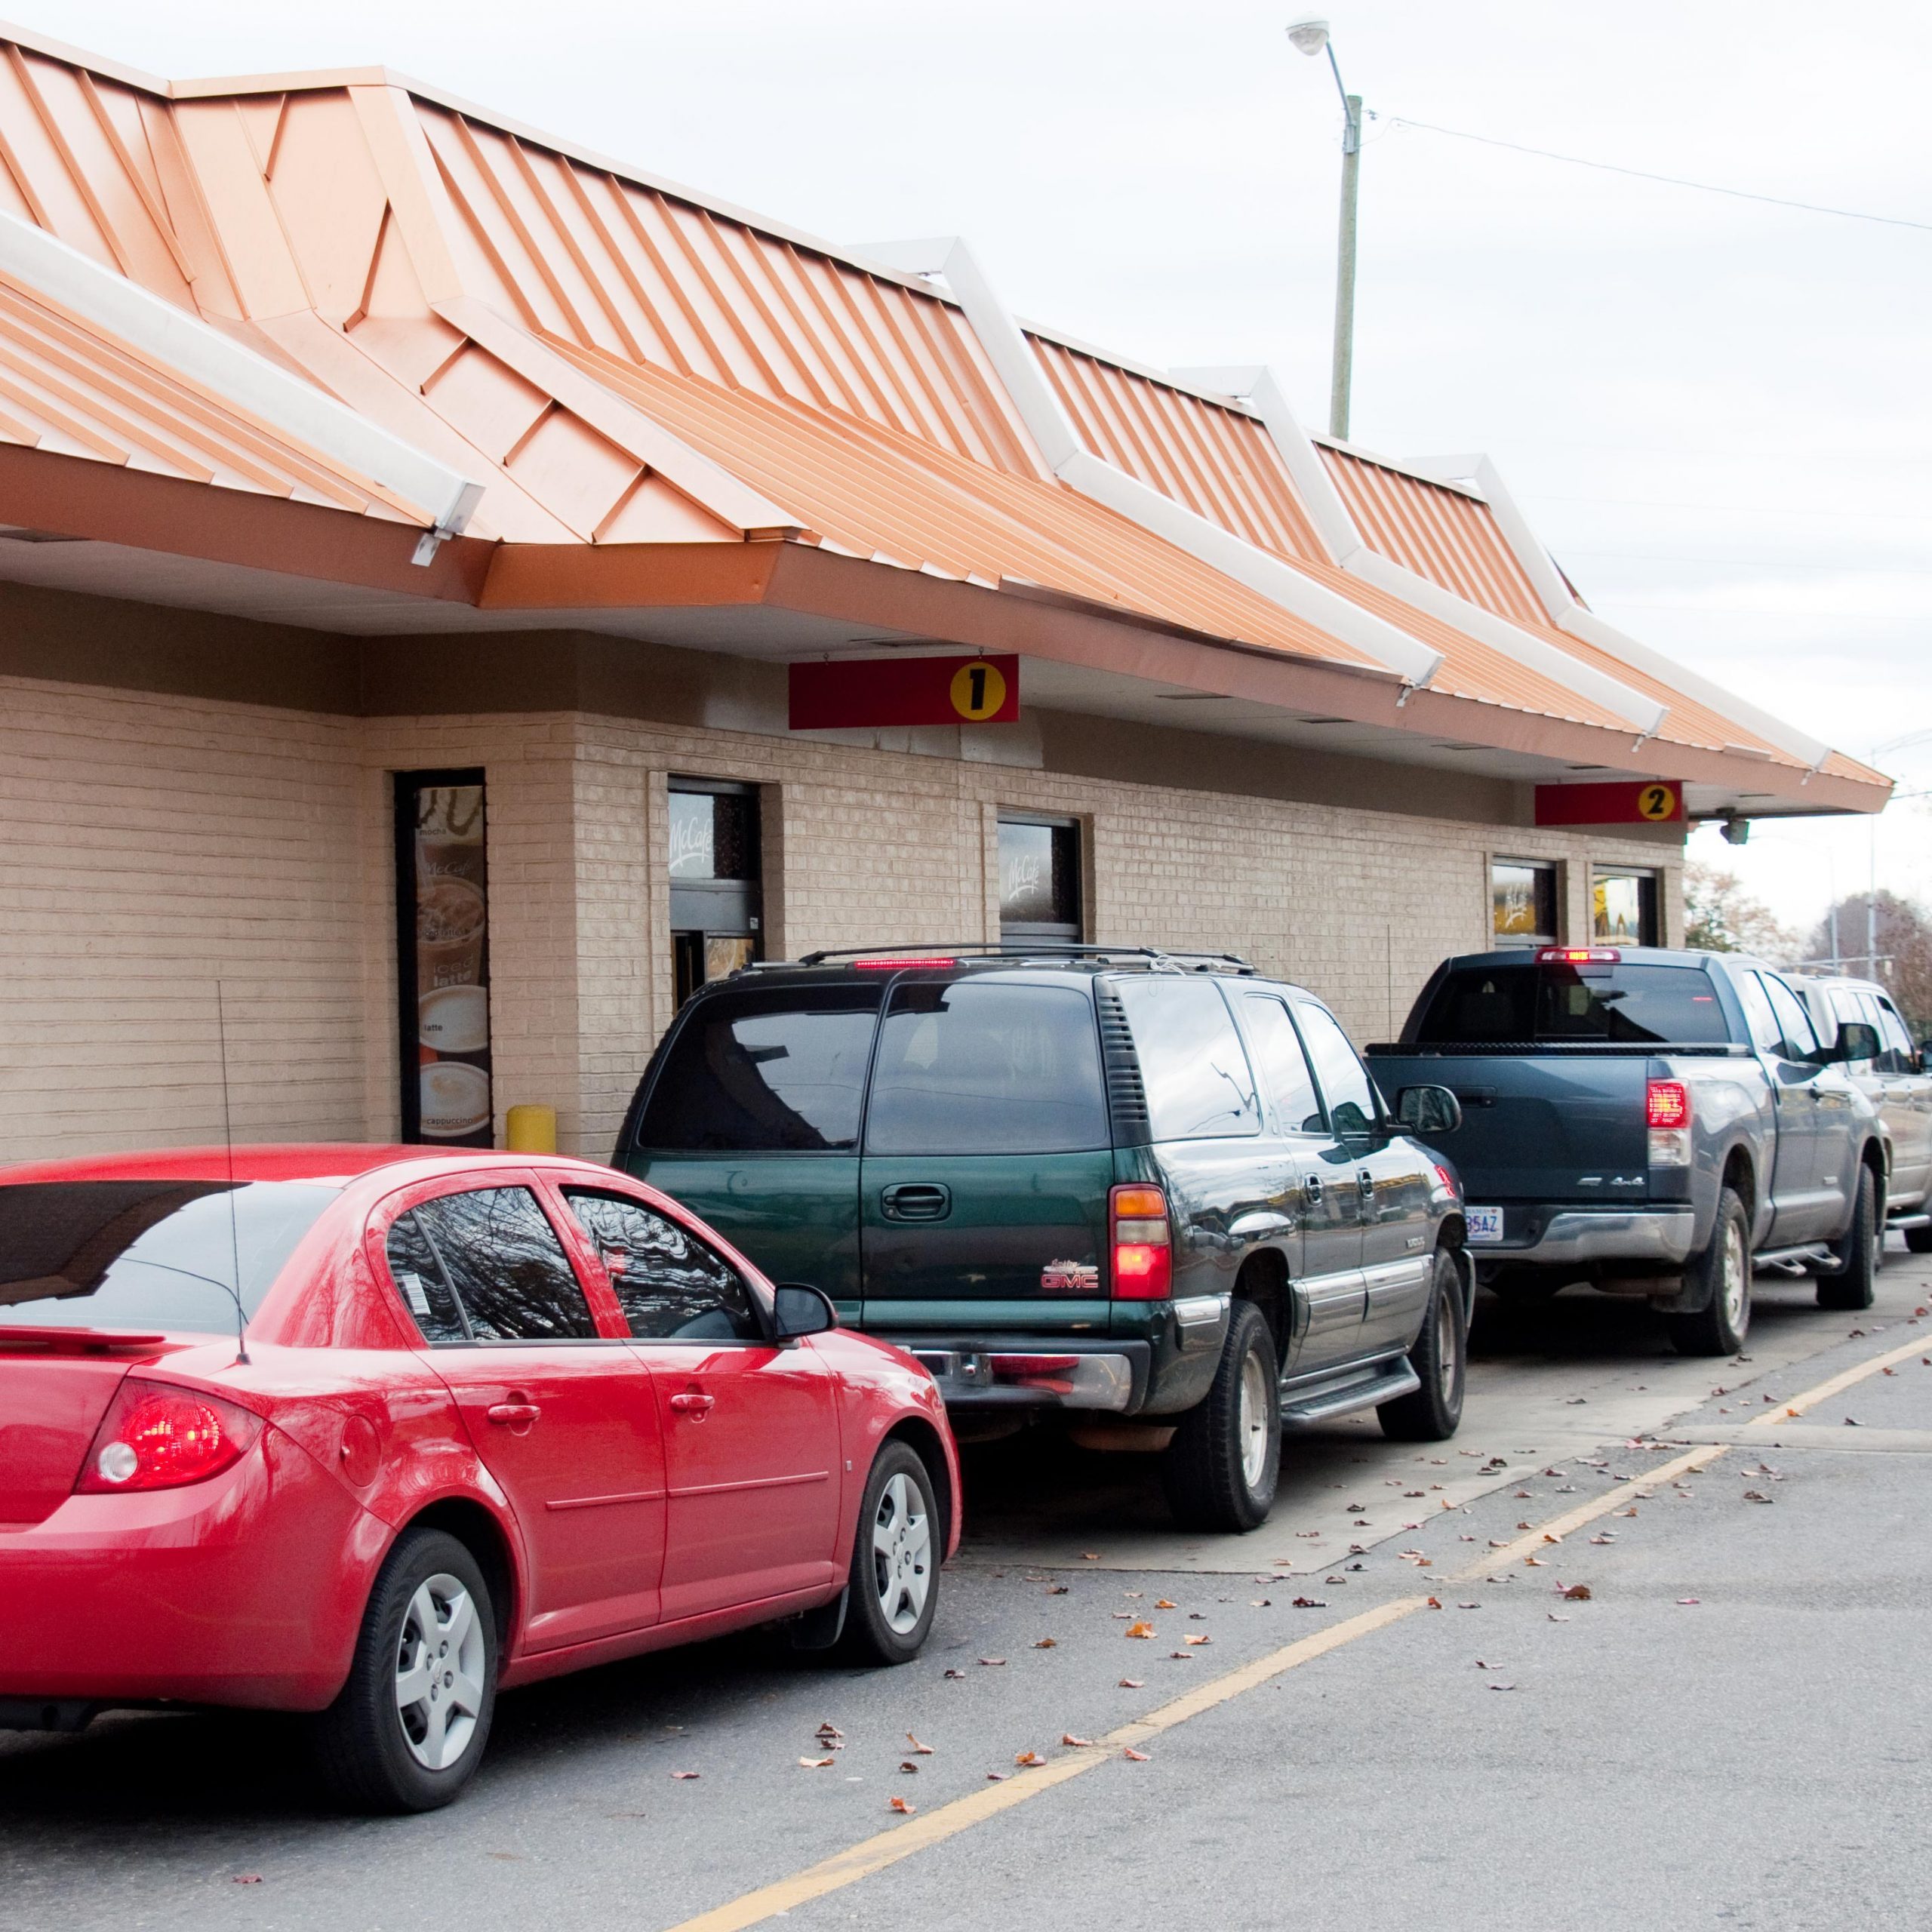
[395,771,492,1145]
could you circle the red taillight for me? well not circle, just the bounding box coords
[1110,1184,1171,1300]
[1646,1079,1691,1130]
[1432,1163,1460,1196]
[1537,947,1622,964]
[74,1380,261,1494]
[852,955,956,971]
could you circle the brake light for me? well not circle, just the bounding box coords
[74,1380,261,1494]
[1646,1080,1690,1129]
[1538,947,1622,964]
[1110,1184,1171,1300]
[852,955,955,970]
[1432,1163,1460,1197]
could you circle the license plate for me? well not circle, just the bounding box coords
[1466,1206,1505,1244]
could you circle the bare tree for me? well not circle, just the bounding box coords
[1684,862,1798,962]
[1804,891,1932,1033]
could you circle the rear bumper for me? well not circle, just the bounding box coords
[1479,1208,1697,1267]
[0,1429,386,1716]
[885,1337,1154,1412]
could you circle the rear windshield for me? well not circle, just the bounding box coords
[866,981,1108,1155]
[0,1180,338,1334]
[636,986,881,1152]
[1411,963,1730,1046]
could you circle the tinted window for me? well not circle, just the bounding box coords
[1115,978,1260,1140]
[1734,971,1784,1057]
[1295,1002,1379,1137]
[386,1209,469,1343]
[1414,963,1730,1046]
[1244,995,1324,1134]
[411,1188,597,1341]
[1875,997,1918,1075]
[1758,974,1820,1060]
[636,986,881,1152]
[564,1190,761,1342]
[866,982,1108,1155]
[0,1180,336,1334]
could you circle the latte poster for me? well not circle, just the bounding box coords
[396,773,493,1145]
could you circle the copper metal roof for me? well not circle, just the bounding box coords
[0,21,1883,809]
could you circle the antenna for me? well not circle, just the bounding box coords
[214,980,251,1367]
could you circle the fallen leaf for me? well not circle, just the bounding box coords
[986,1772,1006,1782]
[669,1771,700,1780]
[1188,1611,1208,1621]
[1155,1598,1177,1610]
[1426,1596,1443,1610]
[1543,1533,1561,1545]
[1677,1598,1701,1606]
[1168,1651,1195,1660]
[1123,1746,1152,1762]
[889,1796,917,1815]
[1082,1552,1101,1561]
[1291,1596,1328,1608]
[1033,1638,1058,1650]
[1458,1601,1480,1610]
[799,1757,835,1769]
[979,1657,1008,1667]
[1014,1751,1047,1767]
[1044,1584,1069,1595]
[232,1876,263,1886]
[1251,1598,1272,1607]
[1516,1521,1532,1531]
[1118,1677,1145,1688]
[898,1761,919,1774]
[1524,1556,1546,1567]
[815,1722,844,1741]
[1061,1734,1094,1748]
[1183,1634,1211,1646]
[1547,1613,1571,1623]
[1742,1490,1773,1504]
[1346,1503,1366,1513]
[944,1669,966,1680]
[1125,1622,1155,1640]
[1562,1583,1592,1601]
[1488,1681,1519,1691]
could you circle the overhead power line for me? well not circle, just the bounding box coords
[1382,116,1932,233]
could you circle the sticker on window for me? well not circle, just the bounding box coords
[1465,1206,1505,1245]
[395,1270,434,1317]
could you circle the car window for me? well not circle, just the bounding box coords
[635,986,881,1152]
[408,1187,598,1341]
[1114,978,1260,1140]
[1734,971,1785,1058]
[1873,996,1917,1075]
[1243,995,1324,1134]
[386,1208,469,1343]
[866,982,1109,1155]
[1413,962,1730,1045]
[1294,1001,1380,1138]
[1758,974,1821,1061]
[0,1180,337,1335]
[562,1189,761,1342]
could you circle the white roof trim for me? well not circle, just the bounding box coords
[0,209,484,539]
[861,240,1443,689]
[1454,453,1832,771]
[1177,366,1668,737]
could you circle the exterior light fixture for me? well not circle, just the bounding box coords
[1285,17,1331,54]
[1285,17,1363,439]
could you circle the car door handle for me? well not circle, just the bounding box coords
[1357,1169,1375,1197]
[486,1401,541,1426]
[1304,1175,1323,1204]
[669,1391,715,1417]
[880,1183,952,1223]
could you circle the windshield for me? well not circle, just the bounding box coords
[0,1180,339,1334]
[1412,963,1730,1046]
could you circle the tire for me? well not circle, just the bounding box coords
[1161,1300,1281,1534]
[1907,1223,1932,1256]
[1663,1185,1752,1357]
[310,1527,497,1814]
[1380,1247,1466,1441]
[1817,1164,1880,1312]
[838,1441,940,1666]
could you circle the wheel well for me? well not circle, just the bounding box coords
[1723,1147,1756,1224]
[405,1497,517,1651]
[1862,1137,1888,1192]
[884,1417,955,1553]
[1235,1248,1291,1371]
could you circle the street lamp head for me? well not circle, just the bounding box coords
[1286,17,1331,55]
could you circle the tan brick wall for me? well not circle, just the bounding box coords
[0,680,1682,1163]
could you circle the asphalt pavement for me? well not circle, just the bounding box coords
[5,1251,1930,1932]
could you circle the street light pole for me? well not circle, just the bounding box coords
[1288,20,1364,441]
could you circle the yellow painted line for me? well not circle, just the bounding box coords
[660,1598,1428,1932]
[663,1326,1930,1932]
[1743,1331,1928,1426]
[1448,1441,1730,1581]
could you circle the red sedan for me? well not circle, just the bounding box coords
[0,1146,960,1811]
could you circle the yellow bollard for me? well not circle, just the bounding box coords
[503,1104,557,1155]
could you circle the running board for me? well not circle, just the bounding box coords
[1887,1211,1931,1232]
[1281,1363,1420,1426]
[1754,1242,1837,1277]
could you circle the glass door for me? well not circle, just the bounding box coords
[668,780,761,1005]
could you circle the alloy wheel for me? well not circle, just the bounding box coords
[1238,1344,1273,1491]
[394,1574,487,1772]
[1721,1217,1749,1337]
[1435,1281,1461,1404]
[871,1472,932,1635]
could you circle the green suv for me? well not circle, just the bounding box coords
[615,946,1472,1531]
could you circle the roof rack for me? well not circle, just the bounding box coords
[771,942,1256,975]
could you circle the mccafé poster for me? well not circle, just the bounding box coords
[395,771,493,1146]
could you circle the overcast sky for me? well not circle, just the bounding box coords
[20,0,1930,940]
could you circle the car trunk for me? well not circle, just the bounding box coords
[0,1337,139,1525]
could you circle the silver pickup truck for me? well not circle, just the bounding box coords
[1367,946,1886,1355]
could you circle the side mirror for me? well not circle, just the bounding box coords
[773,1282,837,1341]
[1826,1021,1880,1066]
[1396,1084,1464,1135]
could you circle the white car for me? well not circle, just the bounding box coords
[1792,974,1932,1250]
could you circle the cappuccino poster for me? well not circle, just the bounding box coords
[396,772,493,1145]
